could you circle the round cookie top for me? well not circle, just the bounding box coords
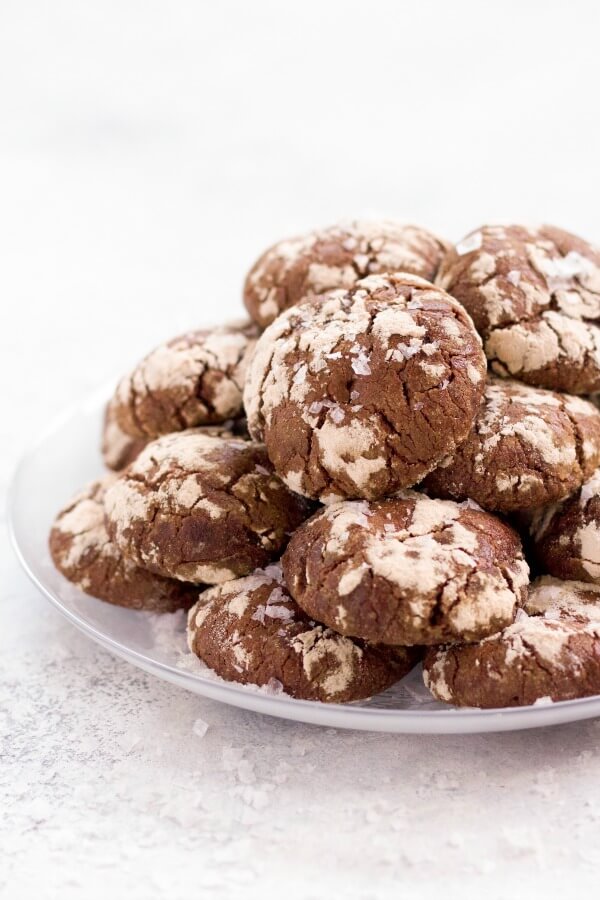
[281,493,529,646]
[104,430,311,584]
[187,564,420,703]
[111,321,258,439]
[530,468,600,584]
[424,576,600,708]
[244,273,487,502]
[244,221,450,328]
[437,224,600,394]
[423,378,600,513]
[49,476,197,612]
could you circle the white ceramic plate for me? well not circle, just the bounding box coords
[9,387,600,733]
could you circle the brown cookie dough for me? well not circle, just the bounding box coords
[281,493,529,646]
[244,221,450,328]
[111,321,258,439]
[104,430,311,584]
[423,576,600,708]
[530,469,600,583]
[49,476,196,611]
[423,378,600,513]
[187,564,420,702]
[244,273,486,502]
[101,400,250,472]
[437,224,600,394]
[102,399,150,471]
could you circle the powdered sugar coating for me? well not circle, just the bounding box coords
[104,430,311,584]
[243,220,450,327]
[244,273,486,502]
[101,399,246,472]
[49,476,197,611]
[282,493,529,646]
[424,576,600,708]
[111,321,258,439]
[186,565,419,702]
[424,378,600,513]
[437,224,600,394]
[531,468,600,583]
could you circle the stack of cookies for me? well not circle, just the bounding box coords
[49,221,600,708]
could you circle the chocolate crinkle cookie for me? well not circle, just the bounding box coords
[49,476,197,611]
[102,399,150,471]
[187,564,420,702]
[104,430,312,584]
[423,378,600,513]
[530,468,600,583]
[282,493,529,646]
[244,273,486,502]
[437,224,600,394]
[111,321,259,439]
[424,576,600,708]
[102,399,249,472]
[244,220,450,328]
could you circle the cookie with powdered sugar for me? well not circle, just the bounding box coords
[423,378,600,513]
[102,399,250,472]
[104,431,311,585]
[244,273,486,503]
[102,399,151,471]
[243,221,450,328]
[530,469,600,584]
[281,494,529,646]
[187,564,420,702]
[49,476,197,611]
[437,224,600,394]
[110,321,258,439]
[423,577,600,708]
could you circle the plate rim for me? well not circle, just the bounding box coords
[8,391,600,734]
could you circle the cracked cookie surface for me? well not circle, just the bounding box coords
[244,221,450,328]
[530,469,600,583]
[244,273,486,502]
[187,563,420,702]
[424,576,600,707]
[49,476,197,611]
[111,321,258,439]
[281,493,529,646]
[437,224,600,393]
[104,430,312,584]
[423,378,600,513]
[102,400,249,471]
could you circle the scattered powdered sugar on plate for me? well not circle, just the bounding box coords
[192,717,210,738]
[532,696,554,707]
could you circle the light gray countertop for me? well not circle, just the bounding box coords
[2,2,600,896]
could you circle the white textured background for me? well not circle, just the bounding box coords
[3,2,600,897]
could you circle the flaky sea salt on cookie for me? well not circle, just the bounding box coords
[437,224,600,394]
[423,379,600,513]
[424,576,600,708]
[530,468,600,583]
[111,321,259,439]
[244,273,486,502]
[104,431,311,584]
[243,221,450,328]
[49,476,197,611]
[187,564,420,702]
[281,494,529,646]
